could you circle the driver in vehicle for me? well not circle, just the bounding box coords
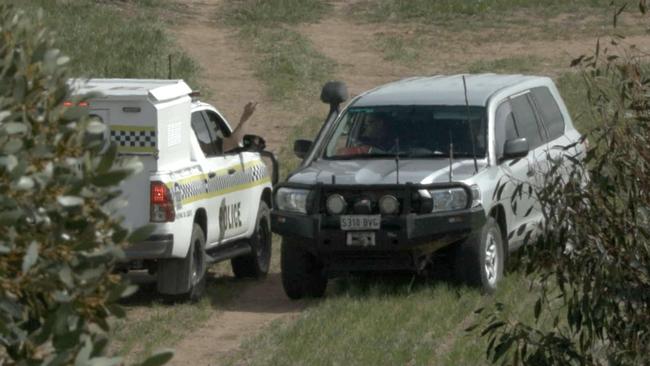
[337,113,398,156]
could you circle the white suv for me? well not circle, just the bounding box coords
[272,74,585,298]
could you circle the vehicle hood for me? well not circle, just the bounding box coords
[288,158,487,185]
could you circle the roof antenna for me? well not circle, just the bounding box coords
[462,75,479,175]
[395,138,400,184]
[448,130,453,182]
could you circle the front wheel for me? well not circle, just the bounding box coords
[281,238,327,300]
[454,217,504,294]
[231,201,272,279]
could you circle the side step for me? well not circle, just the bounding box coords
[205,240,252,264]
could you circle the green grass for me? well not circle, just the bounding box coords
[111,270,242,363]
[222,0,332,26]
[220,0,336,103]
[351,0,610,23]
[374,32,426,65]
[225,275,539,365]
[239,26,337,102]
[12,0,198,84]
[467,55,545,74]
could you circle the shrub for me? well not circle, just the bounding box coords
[477,3,650,365]
[0,5,170,365]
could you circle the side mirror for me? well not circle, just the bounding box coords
[320,81,348,108]
[503,137,529,160]
[294,139,312,159]
[242,134,266,152]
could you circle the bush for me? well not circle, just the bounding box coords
[0,6,170,365]
[477,4,650,365]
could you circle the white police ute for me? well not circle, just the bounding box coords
[72,79,276,300]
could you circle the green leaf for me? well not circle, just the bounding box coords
[96,143,117,174]
[58,195,84,207]
[128,224,155,244]
[91,170,131,187]
[2,122,27,134]
[22,241,39,273]
[138,349,174,366]
[534,298,542,320]
[88,357,122,366]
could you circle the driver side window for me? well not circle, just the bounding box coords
[191,111,223,157]
[495,101,521,160]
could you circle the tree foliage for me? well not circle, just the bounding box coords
[0,5,170,365]
[478,3,650,365]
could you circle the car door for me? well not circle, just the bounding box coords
[508,92,548,246]
[529,86,573,180]
[190,110,237,246]
[494,96,543,249]
[202,109,253,241]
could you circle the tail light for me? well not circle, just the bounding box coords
[150,181,175,222]
[63,101,89,107]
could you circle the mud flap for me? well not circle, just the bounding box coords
[157,257,191,295]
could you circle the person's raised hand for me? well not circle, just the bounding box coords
[240,101,258,124]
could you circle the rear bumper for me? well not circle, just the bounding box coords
[271,207,486,273]
[123,234,174,260]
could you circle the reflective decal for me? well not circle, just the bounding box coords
[219,199,242,232]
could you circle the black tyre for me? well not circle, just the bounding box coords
[231,201,272,279]
[454,217,504,294]
[281,237,327,299]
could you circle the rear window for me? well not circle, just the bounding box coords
[531,87,565,141]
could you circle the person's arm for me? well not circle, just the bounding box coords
[222,101,257,152]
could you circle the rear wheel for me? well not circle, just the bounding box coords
[157,223,206,302]
[231,201,272,279]
[454,217,504,294]
[281,238,327,299]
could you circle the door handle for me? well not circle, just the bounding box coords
[228,168,236,175]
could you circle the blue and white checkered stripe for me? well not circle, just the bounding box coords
[171,163,269,204]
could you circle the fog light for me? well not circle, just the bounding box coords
[326,194,346,215]
[379,195,400,215]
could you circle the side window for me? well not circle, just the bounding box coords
[203,111,226,155]
[495,101,520,159]
[191,111,216,156]
[530,87,565,141]
[510,94,544,149]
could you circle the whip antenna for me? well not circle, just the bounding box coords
[395,138,400,184]
[448,130,453,182]
[462,75,479,174]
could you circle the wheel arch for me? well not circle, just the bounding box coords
[261,188,273,209]
[489,204,508,249]
[194,208,208,241]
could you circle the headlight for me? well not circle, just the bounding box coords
[379,195,400,215]
[430,188,468,212]
[276,188,310,214]
[326,194,346,215]
[470,184,482,208]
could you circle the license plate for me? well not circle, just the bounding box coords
[346,232,376,247]
[340,215,381,231]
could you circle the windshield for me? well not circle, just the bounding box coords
[322,105,487,159]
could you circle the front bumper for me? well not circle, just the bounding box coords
[271,207,486,273]
[123,234,174,260]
